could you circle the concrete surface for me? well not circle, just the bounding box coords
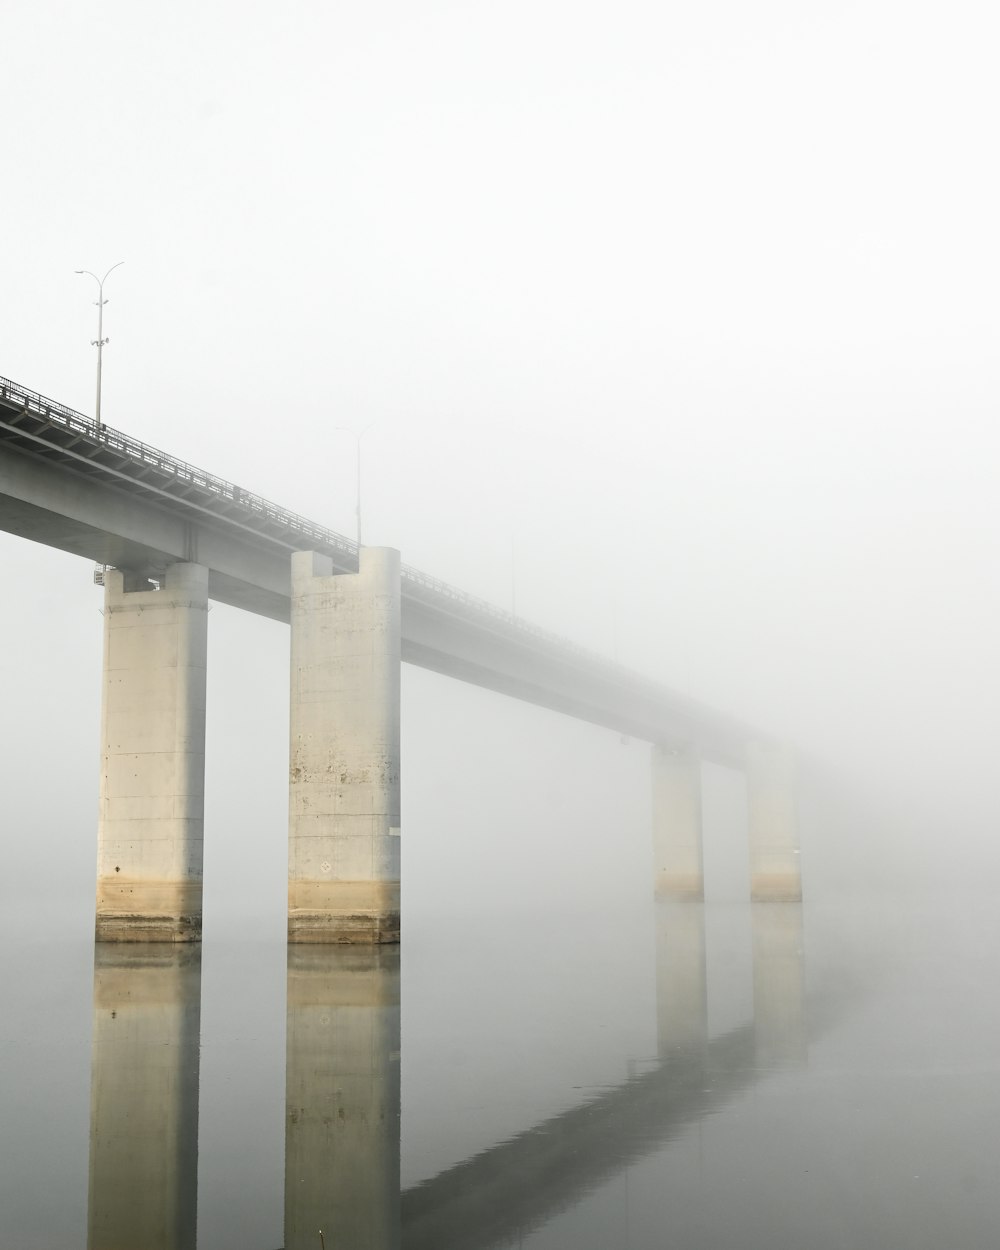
[651,743,705,900]
[96,563,208,942]
[288,548,401,944]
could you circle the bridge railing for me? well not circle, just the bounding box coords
[0,375,99,439]
[0,373,359,561]
[0,373,658,688]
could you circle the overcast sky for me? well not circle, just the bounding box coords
[3,0,1000,917]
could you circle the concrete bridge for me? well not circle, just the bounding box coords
[0,374,802,943]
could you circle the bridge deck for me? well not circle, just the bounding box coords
[0,375,754,762]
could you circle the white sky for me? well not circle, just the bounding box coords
[3,0,1000,911]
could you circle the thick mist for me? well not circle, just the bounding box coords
[3,0,1000,920]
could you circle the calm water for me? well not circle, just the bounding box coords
[2,893,1000,1249]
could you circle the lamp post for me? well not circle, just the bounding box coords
[75,262,124,431]
[336,423,376,557]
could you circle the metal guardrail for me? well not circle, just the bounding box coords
[0,372,360,557]
[0,374,641,683]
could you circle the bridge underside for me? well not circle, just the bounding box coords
[0,415,749,760]
[1,377,803,945]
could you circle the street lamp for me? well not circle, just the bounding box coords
[335,423,376,556]
[75,262,124,431]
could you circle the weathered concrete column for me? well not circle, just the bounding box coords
[746,740,801,902]
[751,903,807,1065]
[654,900,708,1057]
[289,547,401,944]
[96,563,209,942]
[651,742,704,900]
[87,945,201,1249]
[285,947,401,1250]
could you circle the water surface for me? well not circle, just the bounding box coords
[2,893,998,1248]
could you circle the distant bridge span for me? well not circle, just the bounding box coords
[1,374,747,762]
[0,373,801,943]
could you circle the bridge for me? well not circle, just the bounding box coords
[0,374,802,943]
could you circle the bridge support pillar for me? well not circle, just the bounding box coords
[651,743,704,900]
[747,741,801,901]
[96,563,208,942]
[288,548,401,944]
[284,948,400,1249]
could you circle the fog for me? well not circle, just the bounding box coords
[3,0,1000,925]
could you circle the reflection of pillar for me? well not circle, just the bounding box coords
[751,903,807,1065]
[653,900,707,1057]
[285,947,401,1250]
[96,563,208,942]
[87,945,201,1249]
[289,548,401,944]
[746,740,801,902]
[651,743,704,900]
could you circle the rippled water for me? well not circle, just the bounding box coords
[3,893,999,1248]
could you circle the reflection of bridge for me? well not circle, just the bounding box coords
[1,374,800,944]
[84,901,806,1249]
[402,1023,758,1250]
[403,903,806,1250]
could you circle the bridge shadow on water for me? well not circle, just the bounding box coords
[403,902,808,1250]
[82,900,812,1250]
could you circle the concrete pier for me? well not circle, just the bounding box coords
[289,548,401,944]
[285,947,401,1249]
[87,945,201,1249]
[96,563,209,942]
[747,740,801,902]
[651,743,704,900]
[653,900,708,1056]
